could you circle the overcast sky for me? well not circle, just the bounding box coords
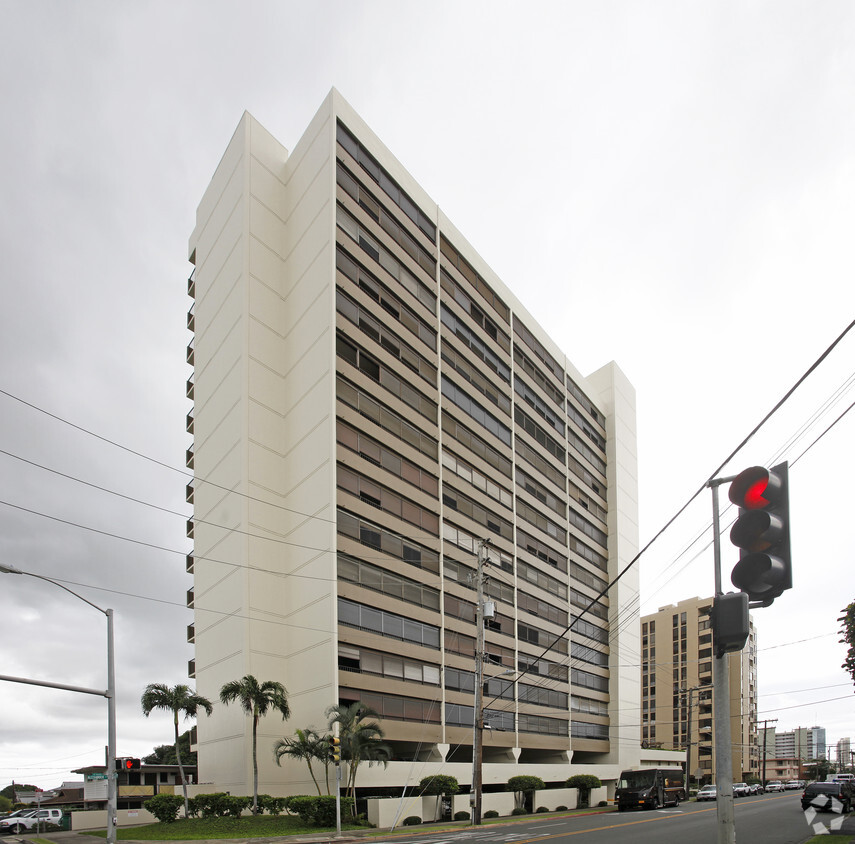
[1,0,853,790]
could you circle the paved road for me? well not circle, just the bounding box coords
[15,793,855,844]
[378,793,849,844]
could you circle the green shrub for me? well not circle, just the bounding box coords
[420,775,460,795]
[556,805,568,811]
[536,806,549,813]
[288,795,354,826]
[507,775,545,794]
[264,796,289,816]
[597,800,607,807]
[454,810,470,820]
[192,793,237,818]
[483,809,499,818]
[403,816,422,826]
[143,793,184,823]
[565,775,602,790]
[221,796,251,818]
[511,807,528,815]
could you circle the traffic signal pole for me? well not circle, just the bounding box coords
[709,478,737,844]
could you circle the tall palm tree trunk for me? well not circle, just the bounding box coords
[252,713,259,814]
[174,711,189,817]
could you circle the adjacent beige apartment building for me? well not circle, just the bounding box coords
[185,89,647,798]
[641,597,758,784]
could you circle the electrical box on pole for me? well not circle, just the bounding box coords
[711,592,750,658]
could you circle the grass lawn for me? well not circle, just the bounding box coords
[85,814,371,840]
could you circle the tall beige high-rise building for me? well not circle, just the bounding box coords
[641,597,758,784]
[186,89,645,798]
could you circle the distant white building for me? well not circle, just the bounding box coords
[837,738,852,767]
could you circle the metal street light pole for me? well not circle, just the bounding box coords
[0,564,117,844]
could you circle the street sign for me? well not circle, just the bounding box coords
[87,773,108,780]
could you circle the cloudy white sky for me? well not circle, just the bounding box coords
[1,1,853,790]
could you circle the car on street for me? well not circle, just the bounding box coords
[733,782,750,797]
[765,781,784,792]
[801,781,854,813]
[786,780,802,790]
[0,808,63,834]
[0,811,36,834]
[697,785,717,801]
[748,783,764,794]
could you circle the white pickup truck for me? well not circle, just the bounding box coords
[0,808,64,833]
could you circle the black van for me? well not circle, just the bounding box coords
[801,781,854,813]
[616,768,686,811]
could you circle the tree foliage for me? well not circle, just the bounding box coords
[419,775,459,795]
[839,601,855,687]
[220,675,290,815]
[566,774,602,790]
[141,683,213,819]
[273,728,331,795]
[144,730,196,766]
[507,775,545,794]
[326,701,391,811]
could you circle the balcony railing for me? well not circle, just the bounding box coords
[187,623,195,644]
[186,518,194,539]
[186,444,194,470]
[188,658,196,679]
[187,272,196,299]
[186,587,194,609]
[186,408,194,434]
[187,302,195,331]
[186,553,194,574]
[186,373,194,400]
[186,479,194,504]
[186,337,194,365]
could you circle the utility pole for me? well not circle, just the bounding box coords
[681,684,712,795]
[757,719,777,787]
[470,539,490,826]
[709,478,736,844]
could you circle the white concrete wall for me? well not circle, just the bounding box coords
[587,361,641,770]
[71,808,157,831]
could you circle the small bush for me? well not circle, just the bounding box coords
[536,806,549,813]
[420,775,460,796]
[484,810,499,818]
[403,816,422,826]
[221,795,251,818]
[288,795,354,826]
[143,793,184,823]
[511,807,528,815]
[597,800,607,807]
[454,810,470,820]
[556,805,568,811]
[193,793,245,818]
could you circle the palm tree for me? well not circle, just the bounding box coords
[140,683,213,818]
[326,701,391,808]
[219,675,290,813]
[273,727,331,795]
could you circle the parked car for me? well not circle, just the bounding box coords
[785,780,802,790]
[697,785,717,802]
[0,811,36,834]
[765,781,785,792]
[0,808,63,834]
[748,783,764,795]
[733,783,751,798]
[801,781,854,813]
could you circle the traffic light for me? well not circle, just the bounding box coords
[711,591,750,658]
[728,461,792,606]
[115,757,141,770]
[330,735,341,765]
